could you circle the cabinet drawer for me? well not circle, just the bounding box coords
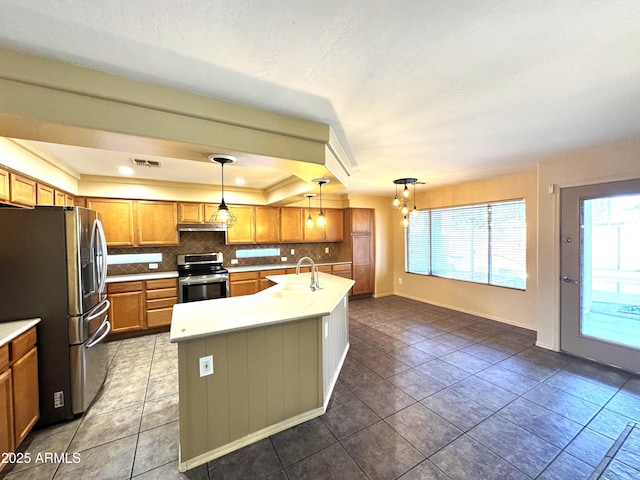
[11,328,36,361]
[317,265,332,273]
[259,269,286,278]
[332,264,352,274]
[147,308,173,328]
[147,297,177,310]
[230,271,259,281]
[146,278,177,290]
[146,287,177,300]
[107,281,143,294]
[0,344,8,371]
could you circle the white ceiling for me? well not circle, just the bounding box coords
[1,0,640,195]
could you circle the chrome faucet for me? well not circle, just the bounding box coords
[296,256,320,291]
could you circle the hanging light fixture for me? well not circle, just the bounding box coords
[304,193,316,228]
[392,177,419,228]
[312,178,329,229]
[411,181,418,216]
[208,154,237,229]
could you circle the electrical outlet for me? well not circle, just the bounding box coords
[281,256,287,262]
[199,355,214,377]
[290,249,295,255]
[230,258,239,264]
[149,263,158,269]
[324,247,329,253]
[398,277,403,284]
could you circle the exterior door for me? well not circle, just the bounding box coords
[560,179,640,374]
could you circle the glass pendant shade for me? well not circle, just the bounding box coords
[304,193,315,227]
[392,195,401,208]
[208,154,237,229]
[316,211,326,228]
[312,178,329,230]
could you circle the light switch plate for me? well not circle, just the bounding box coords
[199,355,214,377]
[149,263,158,269]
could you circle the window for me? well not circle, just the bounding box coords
[405,199,526,290]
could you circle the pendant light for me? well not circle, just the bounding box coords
[304,193,316,227]
[208,154,237,228]
[312,178,329,229]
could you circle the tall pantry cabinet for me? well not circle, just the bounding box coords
[338,208,375,297]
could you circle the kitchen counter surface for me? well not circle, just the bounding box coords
[106,271,178,283]
[0,318,41,348]
[226,261,351,273]
[170,272,354,343]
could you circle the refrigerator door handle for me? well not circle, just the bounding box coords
[86,298,110,322]
[95,219,109,295]
[86,318,111,348]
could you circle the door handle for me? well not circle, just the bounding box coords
[562,276,579,285]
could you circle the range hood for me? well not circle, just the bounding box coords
[178,223,227,232]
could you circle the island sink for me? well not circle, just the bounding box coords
[170,272,355,472]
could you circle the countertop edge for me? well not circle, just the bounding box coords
[106,271,179,283]
[0,318,41,348]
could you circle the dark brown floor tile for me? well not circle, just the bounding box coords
[468,415,560,478]
[412,339,458,357]
[498,398,582,448]
[131,460,209,479]
[207,438,282,480]
[461,343,512,364]
[564,427,615,468]
[358,353,411,378]
[385,403,462,456]
[420,388,493,432]
[342,421,425,480]
[387,368,446,401]
[398,460,451,480]
[537,451,594,480]
[132,421,180,476]
[522,383,602,425]
[321,390,380,439]
[285,443,367,480]
[270,417,336,466]
[440,351,493,374]
[543,370,617,406]
[415,359,471,386]
[431,434,529,480]
[352,380,415,417]
[388,345,435,367]
[448,376,517,411]
[475,364,539,395]
[339,359,384,391]
[562,358,630,389]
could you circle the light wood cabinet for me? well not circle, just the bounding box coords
[255,206,280,243]
[229,271,260,296]
[54,190,65,206]
[145,278,178,328]
[280,207,304,243]
[0,167,9,203]
[325,209,344,242]
[303,208,325,242]
[337,208,375,297]
[9,173,36,207]
[87,198,178,247]
[36,183,55,205]
[87,198,136,246]
[12,346,38,447]
[136,201,178,246]
[178,203,204,223]
[258,269,287,291]
[0,326,39,472]
[108,282,145,333]
[226,205,255,244]
[0,368,14,466]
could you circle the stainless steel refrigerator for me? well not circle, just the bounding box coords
[0,206,110,426]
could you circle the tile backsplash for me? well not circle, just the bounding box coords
[107,231,340,276]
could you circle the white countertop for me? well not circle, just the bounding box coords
[170,272,354,343]
[226,261,351,273]
[0,318,41,348]
[106,271,178,283]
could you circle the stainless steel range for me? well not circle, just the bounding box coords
[177,253,229,303]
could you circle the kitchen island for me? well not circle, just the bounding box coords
[170,272,354,472]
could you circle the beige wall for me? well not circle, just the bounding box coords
[536,138,640,350]
[392,170,539,331]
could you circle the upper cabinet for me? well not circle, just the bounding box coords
[226,205,255,245]
[36,183,54,206]
[255,206,280,243]
[9,173,36,207]
[0,168,8,203]
[87,198,178,247]
[325,209,344,242]
[280,207,304,243]
[178,202,203,223]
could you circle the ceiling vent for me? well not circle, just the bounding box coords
[131,158,162,168]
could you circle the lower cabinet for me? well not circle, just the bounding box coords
[229,271,260,297]
[0,327,39,474]
[108,279,178,337]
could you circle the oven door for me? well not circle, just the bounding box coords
[179,274,229,303]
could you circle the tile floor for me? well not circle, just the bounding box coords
[3,295,640,480]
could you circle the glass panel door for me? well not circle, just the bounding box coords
[560,179,640,374]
